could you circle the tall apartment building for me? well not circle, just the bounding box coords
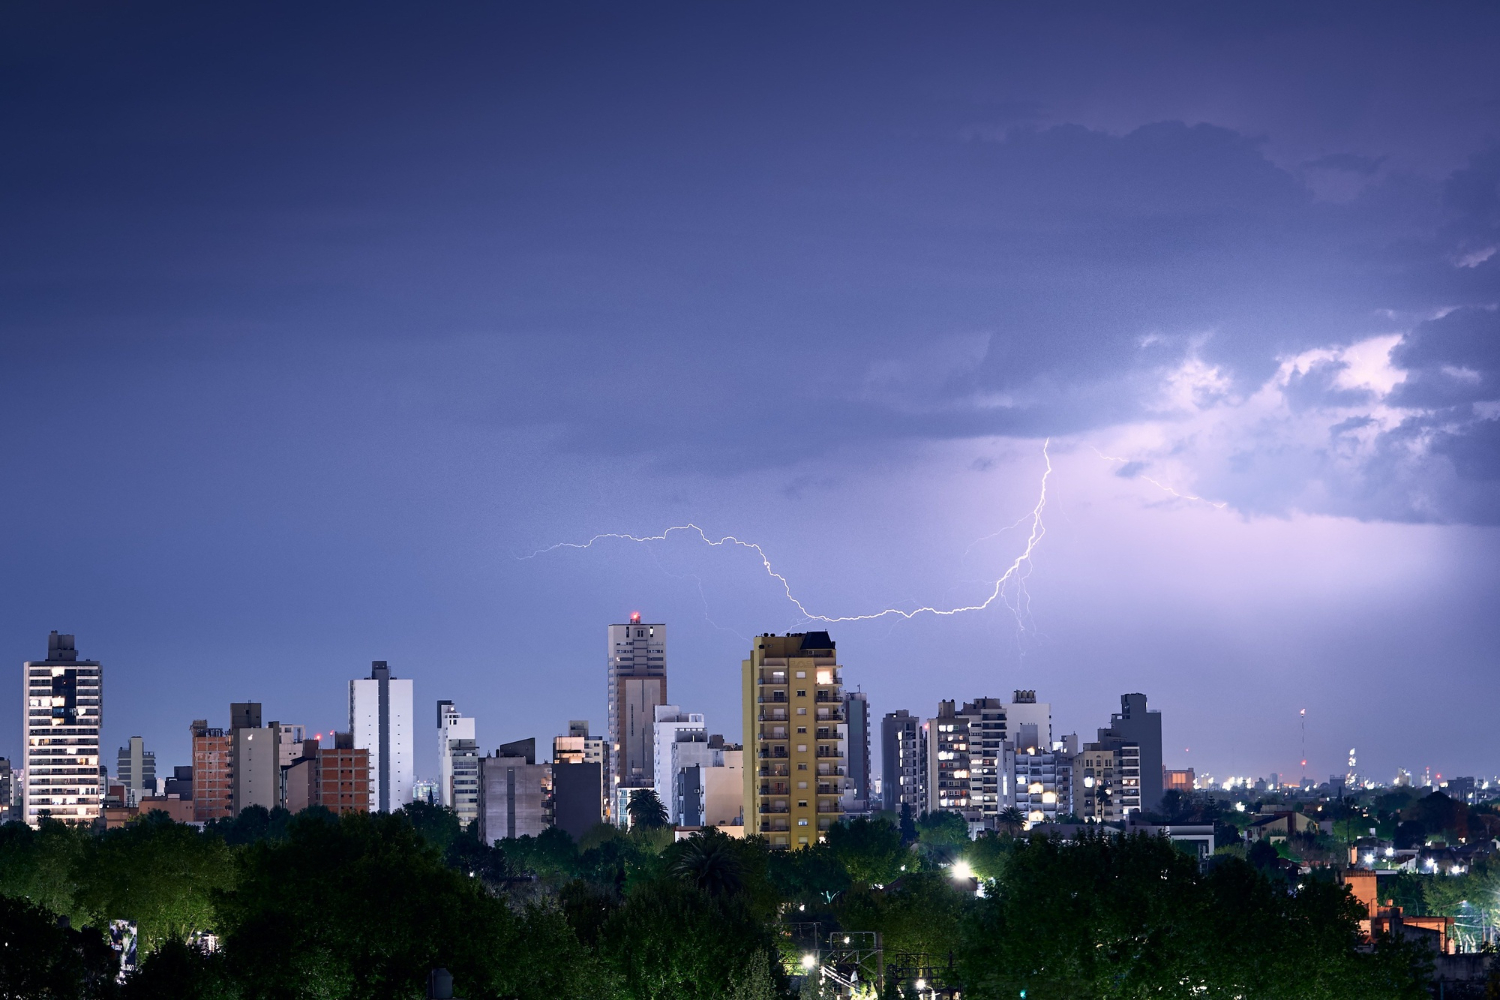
[23,632,103,827]
[607,615,666,819]
[231,714,281,814]
[742,631,846,850]
[1007,690,1052,751]
[437,700,479,816]
[652,705,709,821]
[924,701,974,819]
[844,691,871,815]
[1095,693,1161,814]
[1015,748,1073,827]
[956,698,1012,826]
[350,661,415,812]
[1074,745,1122,823]
[880,710,922,815]
[115,736,157,807]
[191,720,232,821]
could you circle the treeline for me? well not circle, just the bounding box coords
[0,804,1430,1000]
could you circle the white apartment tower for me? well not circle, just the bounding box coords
[350,661,414,812]
[437,699,480,826]
[23,632,103,827]
[607,615,666,816]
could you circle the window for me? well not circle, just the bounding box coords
[797,727,806,734]
[797,763,807,770]
[796,690,806,698]
[795,671,806,678]
[798,819,809,826]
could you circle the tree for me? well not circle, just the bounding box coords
[668,828,744,896]
[915,811,969,865]
[898,804,918,845]
[120,940,236,1000]
[0,894,120,1000]
[0,819,90,924]
[767,841,850,907]
[627,789,669,830]
[728,950,780,1000]
[600,877,780,1000]
[826,816,904,887]
[215,809,611,1000]
[74,813,235,955]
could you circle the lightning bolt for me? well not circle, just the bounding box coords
[523,439,1052,626]
[1091,447,1227,508]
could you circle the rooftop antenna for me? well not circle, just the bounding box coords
[1299,708,1307,786]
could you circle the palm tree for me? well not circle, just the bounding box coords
[997,807,1025,835]
[627,788,669,829]
[670,831,744,896]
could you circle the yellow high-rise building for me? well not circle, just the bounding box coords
[742,631,845,849]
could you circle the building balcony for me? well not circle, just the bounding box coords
[759,765,789,777]
[814,749,844,759]
[761,783,790,796]
[760,804,790,815]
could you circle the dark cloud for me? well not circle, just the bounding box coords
[1304,152,1387,175]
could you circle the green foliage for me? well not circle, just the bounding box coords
[956,833,1428,1000]
[120,940,237,1000]
[0,893,120,1000]
[215,809,612,1000]
[966,831,1013,881]
[202,806,296,847]
[599,877,779,1000]
[0,819,91,924]
[727,949,780,1000]
[75,812,235,955]
[836,870,968,956]
[826,816,904,887]
[915,810,969,865]
[400,800,464,857]
[498,826,581,883]
[667,827,745,896]
[627,789,670,829]
[768,840,850,906]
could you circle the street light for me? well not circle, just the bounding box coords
[801,954,817,971]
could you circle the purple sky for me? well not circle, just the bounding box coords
[3,3,1498,787]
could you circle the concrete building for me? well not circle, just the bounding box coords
[231,723,281,814]
[956,698,1012,828]
[0,757,15,823]
[437,700,480,825]
[350,661,415,813]
[607,614,667,817]
[191,720,232,821]
[317,733,371,815]
[281,739,320,813]
[843,691,871,815]
[673,739,744,829]
[115,736,156,807]
[276,724,307,767]
[1015,748,1073,827]
[163,765,192,800]
[1095,693,1162,814]
[479,744,551,844]
[1007,690,1052,752]
[880,710,922,816]
[742,631,846,850]
[652,705,714,822]
[551,759,603,842]
[1073,745,1123,823]
[924,701,974,819]
[22,632,103,827]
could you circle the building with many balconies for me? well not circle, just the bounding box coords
[742,632,846,849]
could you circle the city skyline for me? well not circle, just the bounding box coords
[3,4,1498,789]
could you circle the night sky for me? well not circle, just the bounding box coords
[3,4,1497,786]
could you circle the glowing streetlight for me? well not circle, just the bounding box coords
[801,954,817,970]
[951,860,975,881]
